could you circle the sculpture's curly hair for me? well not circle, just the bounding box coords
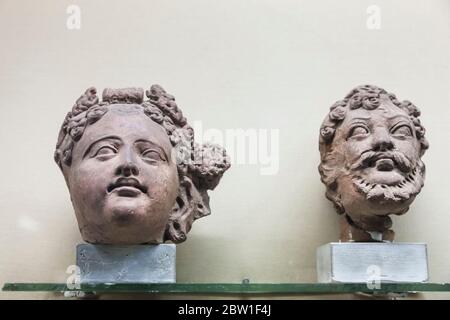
[318,84,428,213]
[55,85,230,243]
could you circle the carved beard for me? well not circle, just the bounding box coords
[352,162,425,202]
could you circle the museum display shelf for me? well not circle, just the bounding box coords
[3,282,450,294]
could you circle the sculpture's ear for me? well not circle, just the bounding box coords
[164,176,211,243]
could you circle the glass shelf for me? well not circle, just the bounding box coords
[3,283,450,294]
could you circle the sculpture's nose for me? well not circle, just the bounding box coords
[371,127,394,151]
[115,148,139,176]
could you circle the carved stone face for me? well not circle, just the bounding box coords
[335,94,423,220]
[56,85,230,245]
[62,104,179,244]
[319,86,428,241]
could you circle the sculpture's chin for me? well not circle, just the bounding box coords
[107,199,147,224]
[336,165,425,227]
[352,165,424,203]
[76,197,172,245]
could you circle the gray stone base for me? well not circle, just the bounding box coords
[76,244,176,284]
[316,242,428,283]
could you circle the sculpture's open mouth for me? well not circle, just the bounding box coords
[373,157,395,171]
[366,154,396,171]
[356,151,412,173]
[107,177,148,197]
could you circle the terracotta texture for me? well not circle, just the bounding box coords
[319,85,428,242]
[55,85,230,245]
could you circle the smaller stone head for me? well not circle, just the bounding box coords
[55,85,230,245]
[319,85,428,241]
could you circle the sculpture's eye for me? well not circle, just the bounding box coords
[142,149,165,162]
[348,125,369,138]
[391,124,413,137]
[94,146,117,159]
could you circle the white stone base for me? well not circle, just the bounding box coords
[316,242,428,283]
[77,243,176,284]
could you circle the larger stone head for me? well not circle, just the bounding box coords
[319,85,428,241]
[55,86,230,245]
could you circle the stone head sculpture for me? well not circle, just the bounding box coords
[319,85,428,242]
[55,85,230,245]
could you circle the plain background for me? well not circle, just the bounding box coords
[0,0,449,299]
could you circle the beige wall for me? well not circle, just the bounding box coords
[1,0,449,299]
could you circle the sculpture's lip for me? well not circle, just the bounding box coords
[366,154,396,169]
[111,186,142,197]
[107,177,147,196]
[374,158,395,171]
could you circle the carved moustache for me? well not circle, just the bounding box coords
[350,150,413,173]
